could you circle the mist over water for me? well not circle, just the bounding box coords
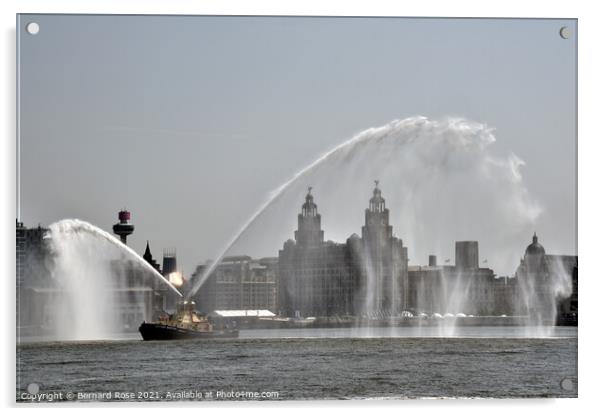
[189,116,542,298]
[517,256,575,337]
[41,219,181,340]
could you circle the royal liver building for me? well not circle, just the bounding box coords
[277,183,409,318]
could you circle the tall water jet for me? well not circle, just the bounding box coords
[188,116,542,309]
[41,219,182,340]
[514,235,575,336]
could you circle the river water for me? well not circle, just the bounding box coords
[16,327,577,402]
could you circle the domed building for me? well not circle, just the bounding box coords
[515,233,577,325]
[526,232,545,255]
[524,232,547,275]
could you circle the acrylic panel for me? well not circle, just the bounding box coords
[16,14,577,402]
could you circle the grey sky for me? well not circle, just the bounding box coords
[18,15,576,276]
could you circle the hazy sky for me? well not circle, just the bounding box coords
[18,15,576,276]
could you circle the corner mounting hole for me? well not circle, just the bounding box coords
[560,378,574,391]
[26,22,40,35]
[559,26,570,39]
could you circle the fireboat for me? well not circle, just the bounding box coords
[139,300,239,340]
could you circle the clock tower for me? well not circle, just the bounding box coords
[359,181,407,315]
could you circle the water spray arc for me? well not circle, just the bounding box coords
[47,219,182,297]
[16,116,573,342]
[186,120,391,299]
[187,116,544,317]
[40,219,183,340]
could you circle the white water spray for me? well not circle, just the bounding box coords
[186,118,394,298]
[516,254,574,336]
[188,116,543,301]
[43,219,181,340]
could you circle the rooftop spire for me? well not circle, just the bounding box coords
[143,240,153,263]
[142,240,162,274]
[369,181,385,212]
[301,187,318,217]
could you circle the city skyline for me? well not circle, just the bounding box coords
[17,180,570,279]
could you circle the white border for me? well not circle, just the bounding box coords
[2,1,599,414]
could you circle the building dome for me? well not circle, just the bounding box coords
[525,232,545,256]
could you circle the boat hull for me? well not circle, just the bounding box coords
[139,322,239,341]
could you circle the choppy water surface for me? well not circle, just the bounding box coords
[17,328,577,401]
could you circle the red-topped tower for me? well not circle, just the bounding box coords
[113,209,135,245]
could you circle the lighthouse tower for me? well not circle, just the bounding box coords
[113,209,135,245]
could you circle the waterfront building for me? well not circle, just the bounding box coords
[358,182,409,315]
[277,189,351,317]
[277,184,408,318]
[191,256,278,314]
[515,233,577,324]
[491,275,519,315]
[551,255,578,324]
[243,257,279,310]
[16,221,51,329]
[162,248,177,276]
[278,238,357,318]
[407,245,499,316]
[160,248,183,311]
[406,262,445,315]
[277,187,357,316]
[455,241,479,269]
[16,221,49,287]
